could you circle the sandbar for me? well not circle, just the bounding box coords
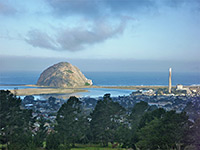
[10,84,200,96]
[10,88,88,96]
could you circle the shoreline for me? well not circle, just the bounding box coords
[3,84,199,96]
[90,85,169,90]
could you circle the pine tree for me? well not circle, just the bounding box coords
[56,96,88,147]
[0,90,33,149]
[90,94,126,146]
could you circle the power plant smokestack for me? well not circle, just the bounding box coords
[168,68,172,94]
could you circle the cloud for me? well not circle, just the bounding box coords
[25,17,132,51]
[25,30,58,50]
[46,0,200,18]
[47,0,102,18]
[23,0,200,52]
[0,1,17,15]
[104,0,155,13]
[46,0,156,18]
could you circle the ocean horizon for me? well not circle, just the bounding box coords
[0,71,199,86]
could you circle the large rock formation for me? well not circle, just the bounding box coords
[37,62,92,87]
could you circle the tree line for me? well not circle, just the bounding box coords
[0,90,199,150]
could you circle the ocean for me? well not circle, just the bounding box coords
[84,72,200,86]
[0,71,199,86]
[0,71,199,98]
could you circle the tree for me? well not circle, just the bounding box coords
[90,93,126,146]
[0,90,33,149]
[23,95,34,104]
[114,124,132,148]
[136,110,189,150]
[46,133,61,150]
[124,101,151,149]
[138,108,166,129]
[56,96,88,147]
[129,101,150,131]
[33,117,47,148]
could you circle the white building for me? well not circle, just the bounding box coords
[176,84,183,90]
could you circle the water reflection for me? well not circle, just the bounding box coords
[19,88,134,100]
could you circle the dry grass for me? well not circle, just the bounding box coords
[10,88,88,96]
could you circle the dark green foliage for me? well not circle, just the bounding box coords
[33,117,47,148]
[119,101,152,148]
[114,124,132,148]
[129,101,150,131]
[56,96,88,147]
[136,110,189,150]
[0,90,195,149]
[8,132,36,150]
[128,104,190,149]
[23,95,34,104]
[84,82,90,86]
[46,133,61,150]
[0,90,33,149]
[66,70,73,73]
[138,108,166,129]
[90,93,126,146]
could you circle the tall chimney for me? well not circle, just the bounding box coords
[168,68,172,94]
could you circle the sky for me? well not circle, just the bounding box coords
[0,0,200,72]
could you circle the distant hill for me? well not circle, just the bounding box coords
[37,62,92,87]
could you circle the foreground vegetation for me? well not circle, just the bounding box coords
[0,90,200,150]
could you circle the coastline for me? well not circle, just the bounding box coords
[90,85,169,89]
[5,84,200,96]
[25,84,170,89]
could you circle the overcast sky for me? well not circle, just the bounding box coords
[0,0,200,72]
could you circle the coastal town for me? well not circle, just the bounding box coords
[5,67,195,137]
[2,65,200,149]
[21,84,200,126]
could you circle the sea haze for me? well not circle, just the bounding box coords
[0,71,199,86]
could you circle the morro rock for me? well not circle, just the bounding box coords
[37,62,92,87]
